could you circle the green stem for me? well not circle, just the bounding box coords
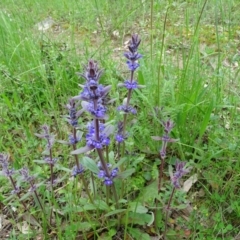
[81,176,94,204]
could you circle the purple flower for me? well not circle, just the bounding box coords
[115,134,127,143]
[86,135,110,149]
[123,34,142,71]
[128,34,141,53]
[104,177,113,186]
[117,105,137,114]
[35,125,55,150]
[98,170,106,178]
[65,99,81,128]
[126,61,140,71]
[19,167,34,182]
[97,162,112,170]
[0,153,9,166]
[80,60,103,83]
[171,161,190,189]
[86,123,110,149]
[97,162,118,186]
[124,52,142,61]
[114,121,128,143]
[87,102,107,118]
[124,80,139,89]
[44,157,58,165]
[78,84,112,102]
[87,122,105,134]
[160,148,166,160]
[2,168,15,177]
[11,187,20,195]
[0,154,15,177]
[163,119,175,134]
[111,168,119,177]
[69,134,81,145]
[72,165,84,177]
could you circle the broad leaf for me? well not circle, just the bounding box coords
[104,209,126,217]
[71,145,93,155]
[117,168,135,179]
[128,228,151,240]
[129,202,148,213]
[122,212,152,225]
[81,156,99,173]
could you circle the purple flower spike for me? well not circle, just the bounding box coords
[0,153,9,166]
[97,162,119,186]
[86,123,110,149]
[126,61,140,71]
[2,168,15,177]
[117,105,137,115]
[44,157,58,165]
[124,52,142,61]
[128,34,141,53]
[11,187,20,195]
[79,60,103,83]
[66,99,79,127]
[171,161,190,189]
[72,165,84,177]
[115,134,127,143]
[111,168,119,177]
[124,80,139,89]
[163,119,175,134]
[69,134,81,145]
[19,167,34,182]
[98,170,106,178]
[104,177,113,186]
[87,102,107,118]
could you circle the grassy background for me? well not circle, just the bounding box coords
[0,0,240,239]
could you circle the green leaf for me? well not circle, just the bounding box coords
[122,212,152,225]
[118,168,135,179]
[55,165,72,173]
[19,192,32,201]
[76,222,93,231]
[104,209,126,217]
[3,194,16,203]
[128,228,151,240]
[138,180,158,202]
[81,156,99,173]
[112,157,128,169]
[131,154,145,167]
[129,202,148,213]
[33,159,46,164]
[80,203,97,211]
[94,199,110,211]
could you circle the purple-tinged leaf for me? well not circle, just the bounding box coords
[76,108,85,118]
[57,140,70,145]
[34,133,46,139]
[81,101,89,110]
[151,136,178,142]
[151,136,162,141]
[102,86,111,96]
[71,145,94,155]
[103,124,115,137]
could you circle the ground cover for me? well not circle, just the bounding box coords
[0,0,240,239]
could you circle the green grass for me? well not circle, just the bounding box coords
[1,0,240,239]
